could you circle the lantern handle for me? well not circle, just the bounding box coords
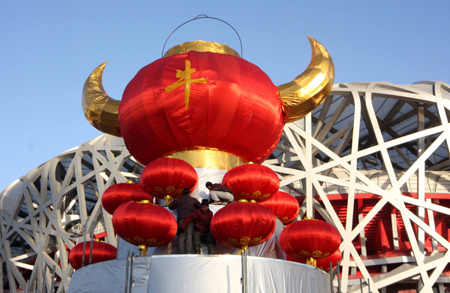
[161,14,243,58]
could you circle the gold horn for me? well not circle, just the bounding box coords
[278,36,335,123]
[82,62,122,137]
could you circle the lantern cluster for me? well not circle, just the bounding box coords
[211,163,279,250]
[102,157,198,255]
[280,218,341,270]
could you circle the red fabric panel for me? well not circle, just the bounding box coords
[374,219,393,253]
[424,215,448,249]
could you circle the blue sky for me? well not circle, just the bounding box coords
[1,1,450,190]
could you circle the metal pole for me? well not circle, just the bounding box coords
[50,265,56,293]
[89,227,94,265]
[360,278,363,293]
[43,263,48,292]
[329,262,333,293]
[242,246,248,293]
[125,251,130,293]
[81,224,87,267]
[241,249,243,293]
[336,261,341,293]
[129,253,135,293]
[26,279,32,293]
[368,279,371,293]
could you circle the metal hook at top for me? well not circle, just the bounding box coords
[161,15,243,58]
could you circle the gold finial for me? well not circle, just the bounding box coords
[138,245,148,256]
[164,195,173,206]
[163,40,240,57]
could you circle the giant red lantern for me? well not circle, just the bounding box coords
[112,201,177,255]
[69,241,117,270]
[280,219,341,266]
[210,201,276,249]
[140,158,198,203]
[287,249,342,272]
[118,48,283,165]
[222,164,280,202]
[101,181,153,215]
[259,191,300,224]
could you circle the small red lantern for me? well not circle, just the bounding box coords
[68,241,117,270]
[287,249,341,272]
[210,201,276,249]
[101,181,153,215]
[112,200,177,255]
[140,158,198,204]
[222,164,280,202]
[259,191,300,224]
[280,219,341,266]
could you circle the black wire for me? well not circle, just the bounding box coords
[161,14,243,57]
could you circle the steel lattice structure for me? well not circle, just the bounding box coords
[1,81,450,292]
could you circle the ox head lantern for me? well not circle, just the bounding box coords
[82,37,334,168]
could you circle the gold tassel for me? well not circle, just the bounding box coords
[306,257,317,267]
[164,195,173,206]
[138,245,148,256]
[236,245,249,255]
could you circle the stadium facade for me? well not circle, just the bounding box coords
[1,81,450,292]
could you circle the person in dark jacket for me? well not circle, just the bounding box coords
[169,188,200,254]
[181,199,216,254]
[205,181,234,203]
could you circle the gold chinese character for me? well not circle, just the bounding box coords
[165,60,207,109]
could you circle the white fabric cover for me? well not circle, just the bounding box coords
[68,255,329,293]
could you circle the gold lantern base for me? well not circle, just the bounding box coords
[164,195,173,206]
[138,245,148,257]
[306,257,317,267]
